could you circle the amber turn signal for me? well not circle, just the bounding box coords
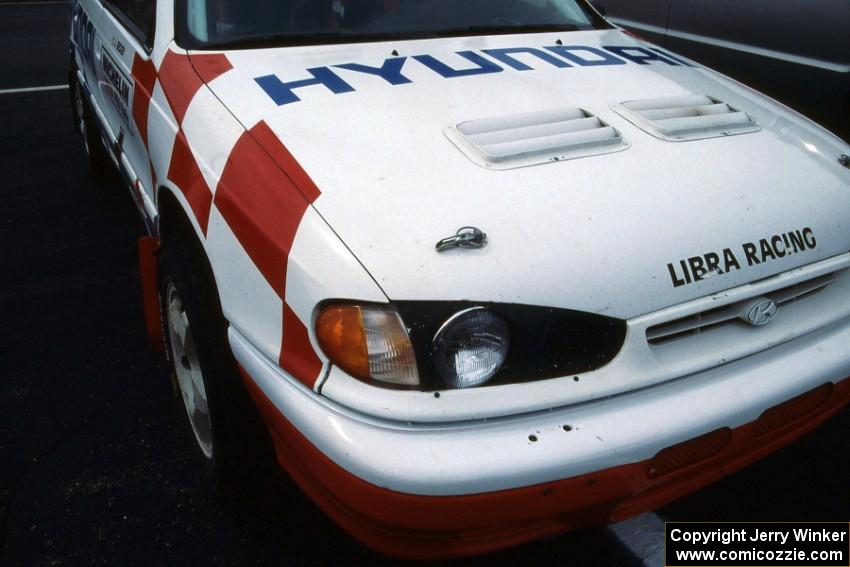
[315,304,419,386]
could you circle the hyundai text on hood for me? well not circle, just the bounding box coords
[69,0,850,559]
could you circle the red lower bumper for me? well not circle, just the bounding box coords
[241,372,850,560]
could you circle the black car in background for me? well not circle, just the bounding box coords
[593,0,850,141]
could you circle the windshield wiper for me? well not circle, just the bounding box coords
[196,23,583,50]
[199,30,401,50]
[199,32,339,50]
[427,23,581,37]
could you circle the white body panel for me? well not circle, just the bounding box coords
[204,31,850,320]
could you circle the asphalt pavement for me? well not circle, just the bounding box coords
[0,3,848,566]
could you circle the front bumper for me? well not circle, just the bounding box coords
[230,322,850,559]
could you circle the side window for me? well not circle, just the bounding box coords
[104,0,156,49]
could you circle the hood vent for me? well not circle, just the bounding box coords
[613,94,760,142]
[445,108,628,170]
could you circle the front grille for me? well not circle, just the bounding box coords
[646,272,837,345]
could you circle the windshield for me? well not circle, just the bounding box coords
[181,0,607,49]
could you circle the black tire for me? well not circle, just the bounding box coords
[158,226,277,501]
[70,69,112,182]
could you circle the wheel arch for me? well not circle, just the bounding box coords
[156,186,227,324]
[156,185,278,491]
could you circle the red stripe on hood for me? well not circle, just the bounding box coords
[158,51,232,125]
[250,121,322,202]
[191,52,234,85]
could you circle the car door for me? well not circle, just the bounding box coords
[666,0,850,134]
[92,0,158,228]
[592,0,671,45]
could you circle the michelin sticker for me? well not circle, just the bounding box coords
[100,50,132,127]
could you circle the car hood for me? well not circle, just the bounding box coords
[196,29,850,319]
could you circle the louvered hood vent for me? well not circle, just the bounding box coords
[445,108,628,170]
[613,94,760,142]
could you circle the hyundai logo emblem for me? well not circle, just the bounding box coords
[745,299,779,326]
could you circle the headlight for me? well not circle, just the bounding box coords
[315,304,419,386]
[432,308,510,389]
[316,301,627,391]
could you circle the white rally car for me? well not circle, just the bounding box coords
[70,0,850,559]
